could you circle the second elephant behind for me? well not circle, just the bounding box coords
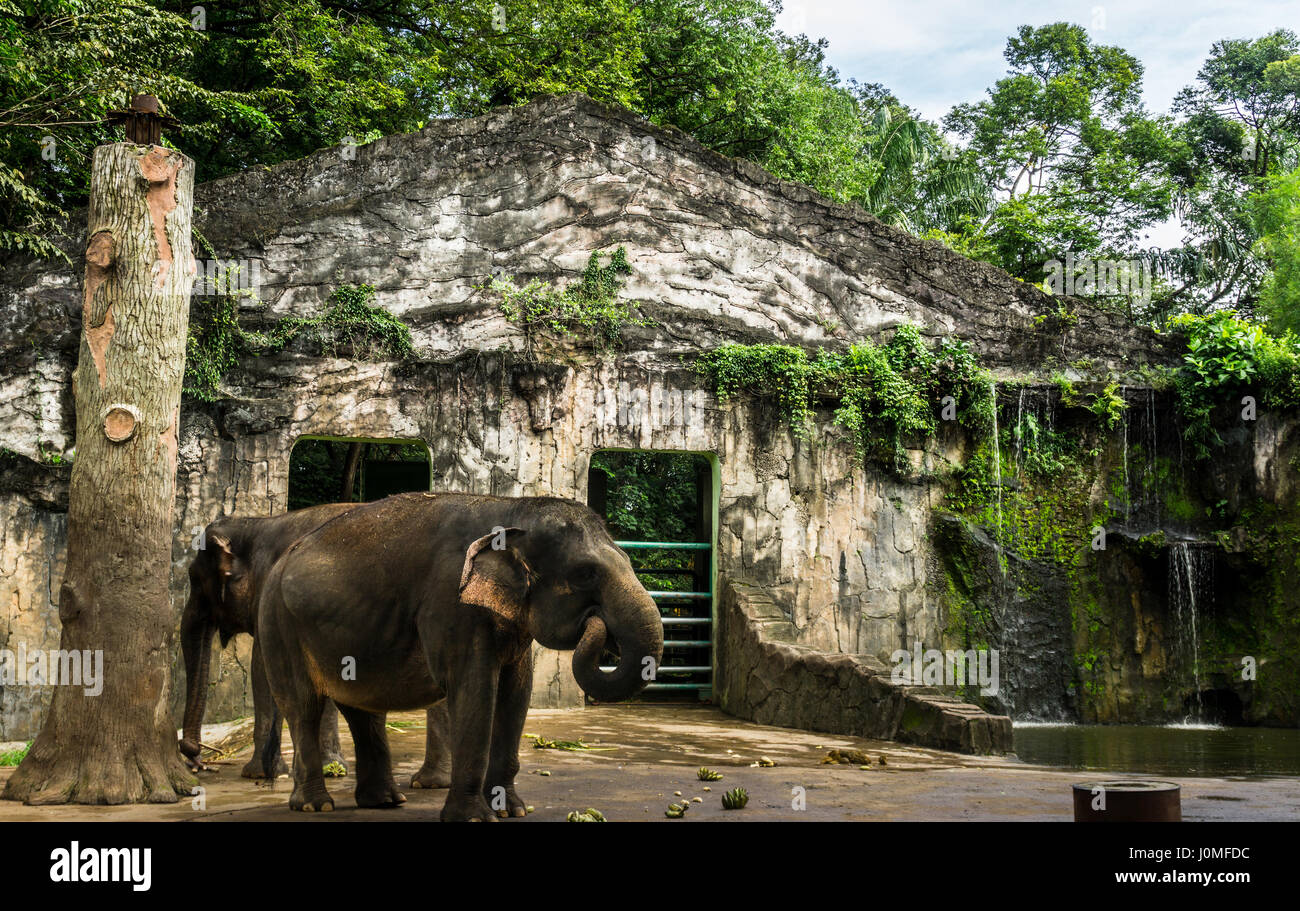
[179,502,451,787]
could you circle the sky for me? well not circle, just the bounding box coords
[772,0,1296,122]
[771,0,1297,249]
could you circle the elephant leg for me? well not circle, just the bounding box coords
[320,699,348,776]
[410,700,452,789]
[337,706,405,808]
[485,650,532,818]
[438,649,499,822]
[242,639,289,779]
[284,693,333,812]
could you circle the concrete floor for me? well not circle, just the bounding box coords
[1,705,1296,821]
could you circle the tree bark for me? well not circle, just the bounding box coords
[2,143,197,804]
[339,441,363,500]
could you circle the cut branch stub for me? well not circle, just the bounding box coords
[83,230,117,389]
[102,404,139,442]
[138,147,182,289]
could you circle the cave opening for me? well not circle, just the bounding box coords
[288,437,432,509]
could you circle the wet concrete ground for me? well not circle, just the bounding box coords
[1,705,1296,821]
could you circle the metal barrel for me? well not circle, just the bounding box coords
[1072,780,1182,822]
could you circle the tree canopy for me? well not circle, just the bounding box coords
[2,2,1298,335]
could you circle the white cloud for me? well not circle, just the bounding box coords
[775,1,1294,251]
[777,0,1298,122]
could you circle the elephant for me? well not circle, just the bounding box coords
[256,491,664,820]
[179,503,453,789]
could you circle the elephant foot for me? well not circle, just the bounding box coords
[486,785,527,818]
[289,785,334,813]
[241,754,289,780]
[441,794,497,823]
[321,753,349,777]
[410,762,452,790]
[356,779,407,808]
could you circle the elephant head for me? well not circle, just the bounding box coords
[179,529,252,764]
[458,499,664,703]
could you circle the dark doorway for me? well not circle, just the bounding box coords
[588,451,716,702]
[288,438,431,509]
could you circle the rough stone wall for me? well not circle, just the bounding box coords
[0,94,1176,740]
[717,578,1013,754]
[930,386,1300,727]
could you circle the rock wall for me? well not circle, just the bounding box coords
[0,94,1178,742]
[932,385,1300,727]
[717,578,1013,754]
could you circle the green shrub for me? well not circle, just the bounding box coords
[1089,381,1128,431]
[1014,411,1074,477]
[1171,311,1300,457]
[495,247,647,350]
[0,742,30,766]
[1050,371,1080,407]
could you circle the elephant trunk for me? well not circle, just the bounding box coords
[571,576,664,703]
[178,590,214,765]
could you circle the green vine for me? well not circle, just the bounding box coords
[494,247,648,351]
[695,325,994,472]
[183,282,413,402]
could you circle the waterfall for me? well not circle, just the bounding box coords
[988,380,1018,716]
[1115,387,1164,530]
[1120,385,1130,525]
[990,381,1002,539]
[1169,542,1213,722]
[1146,388,1160,529]
[1013,386,1026,477]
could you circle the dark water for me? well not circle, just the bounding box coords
[1012,724,1300,778]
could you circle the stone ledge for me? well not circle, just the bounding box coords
[716,578,1013,755]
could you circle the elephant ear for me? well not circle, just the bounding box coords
[459,527,532,625]
[208,533,235,576]
[207,532,237,604]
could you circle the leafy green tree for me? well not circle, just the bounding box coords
[635,2,874,204]
[0,0,258,258]
[2,0,993,261]
[634,5,985,234]
[1159,30,1300,314]
[169,0,447,179]
[852,85,990,235]
[1252,167,1300,333]
[944,23,1175,280]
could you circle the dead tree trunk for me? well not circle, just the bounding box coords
[339,441,364,500]
[2,143,196,804]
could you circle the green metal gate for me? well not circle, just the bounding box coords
[611,540,713,699]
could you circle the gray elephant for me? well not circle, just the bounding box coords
[257,492,664,820]
[179,504,452,788]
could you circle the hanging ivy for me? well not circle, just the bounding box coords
[183,282,413,402]
[695,325,994,472]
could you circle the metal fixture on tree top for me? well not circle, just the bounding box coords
[107,94,179,145]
